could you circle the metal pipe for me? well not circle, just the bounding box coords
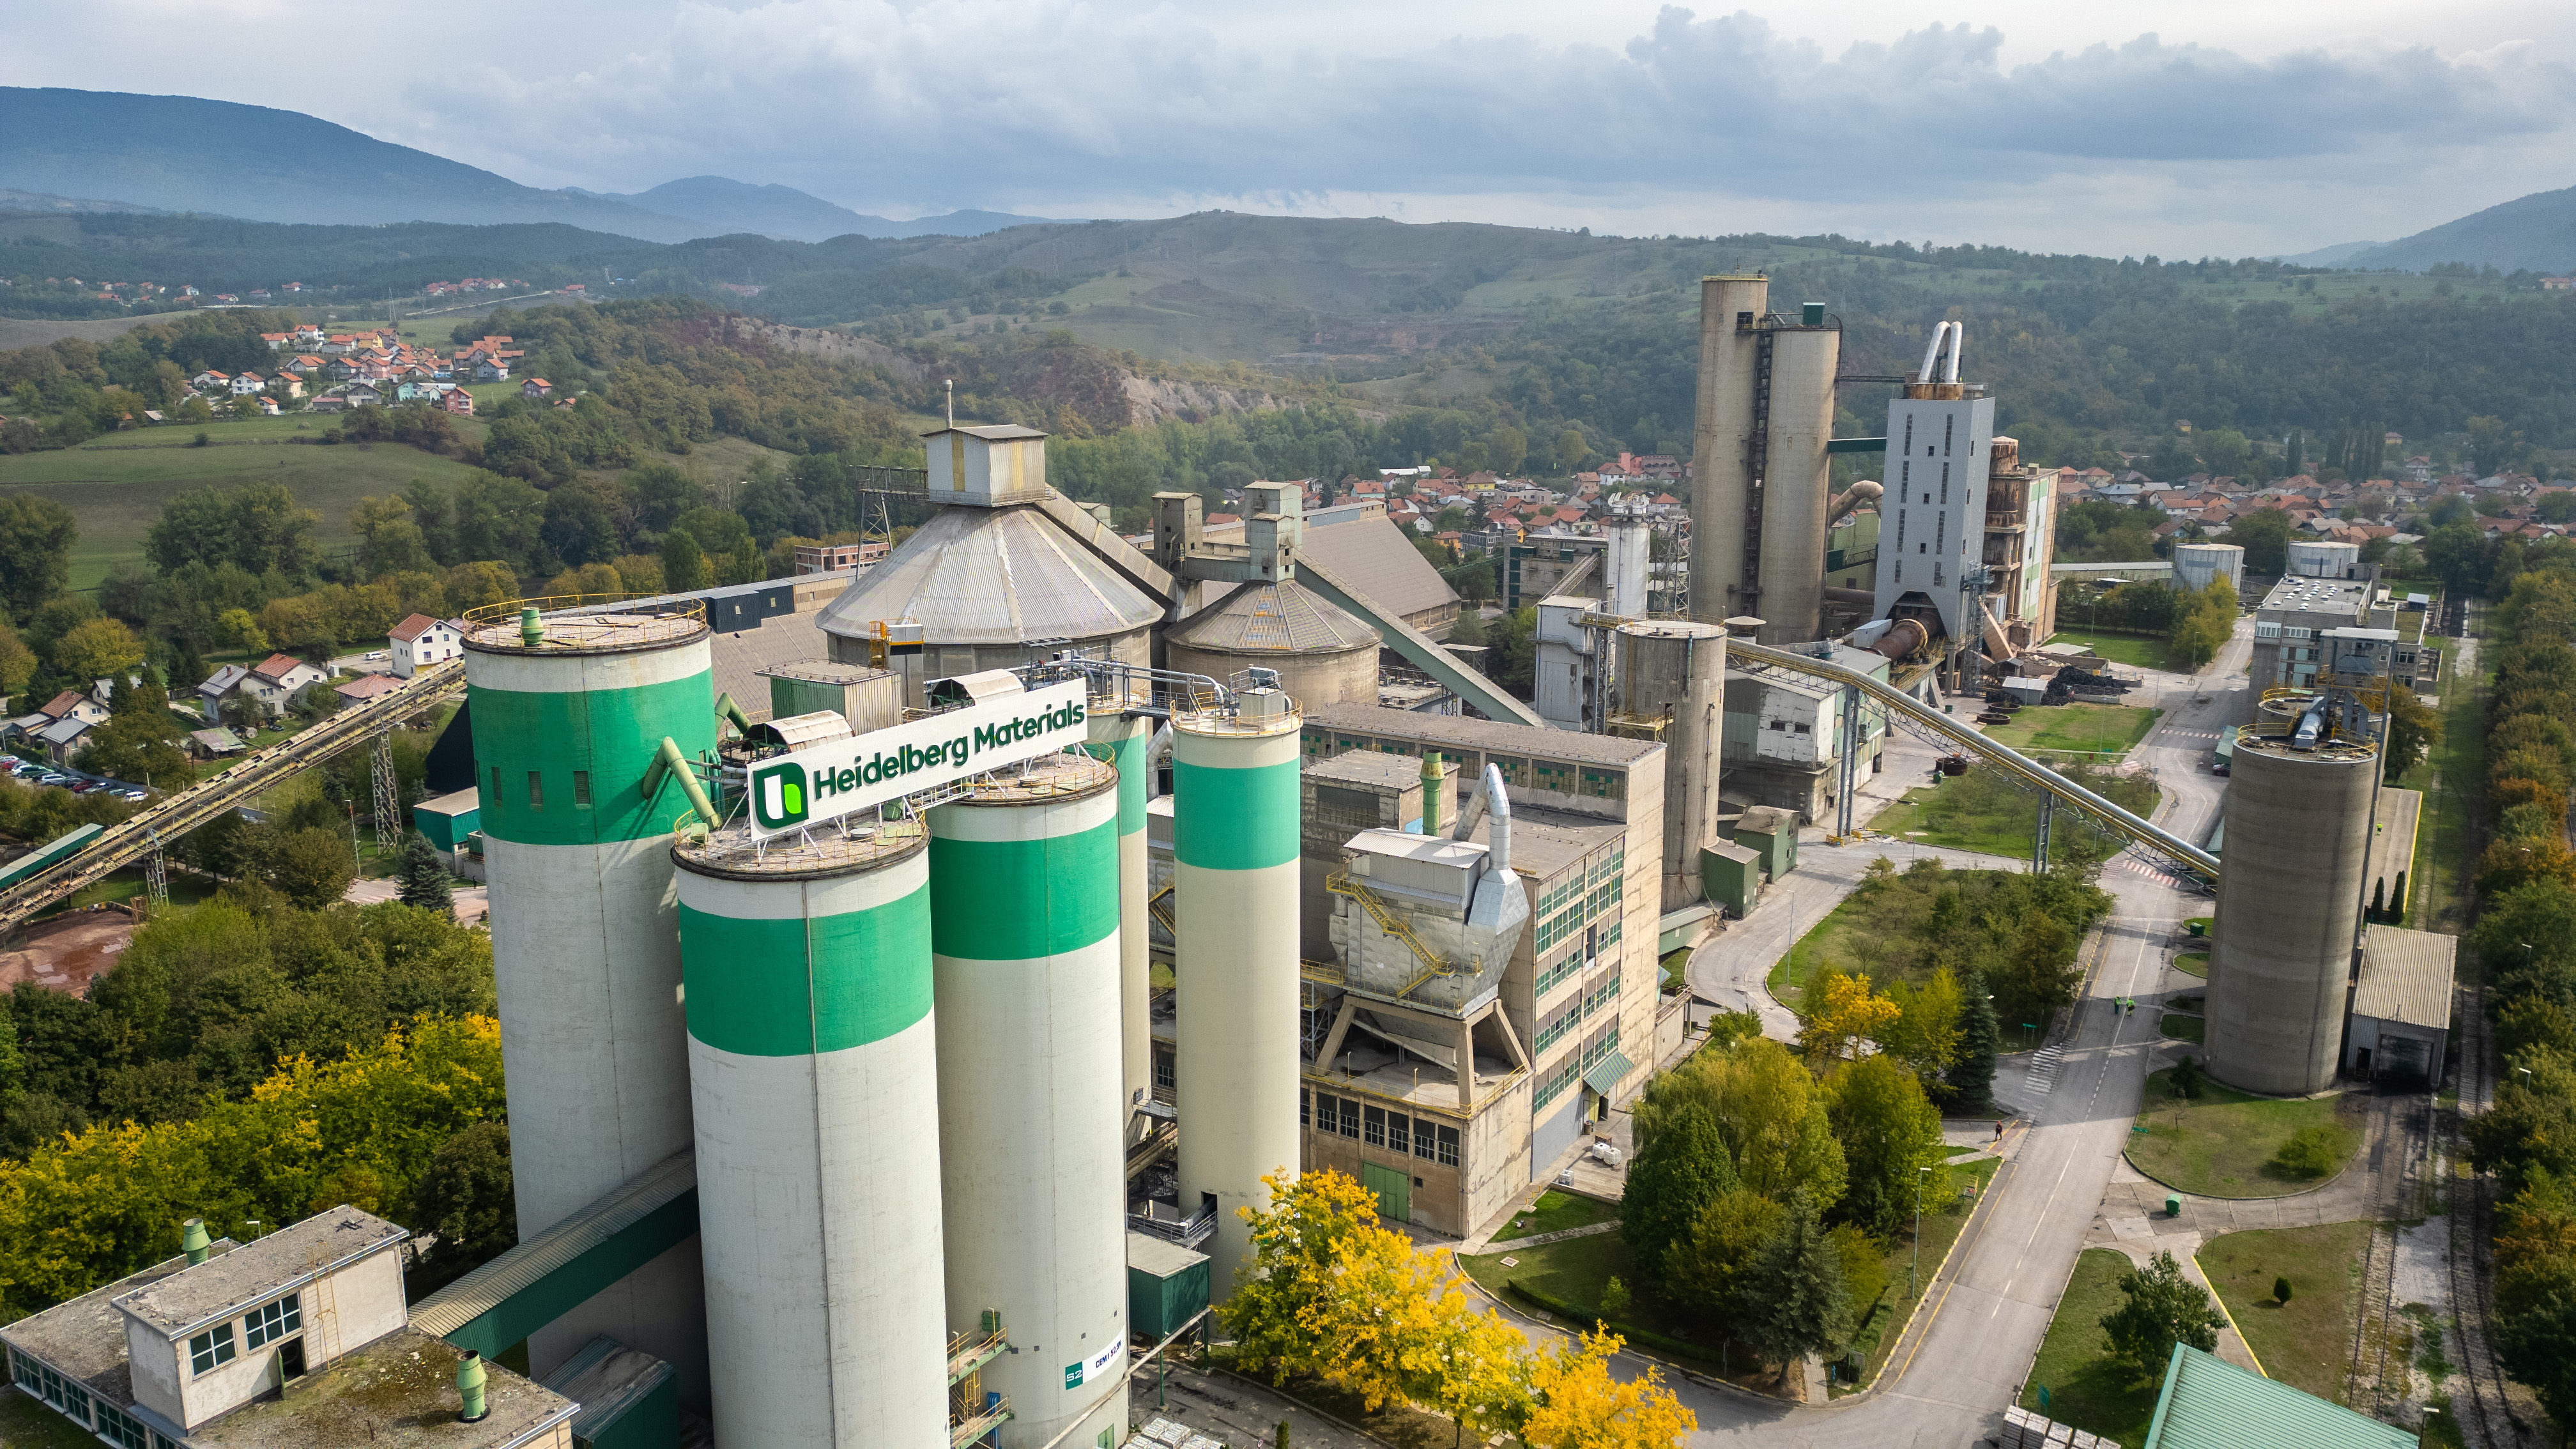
[713,691,756,736]
[1421,751,1444,836]
[1942,323,1963,385]
[458,1351,489,1423]
[1916,323,1949,385]
[651,736,721,829]
[1826,479,1883,526]
[1483,763,1512,875]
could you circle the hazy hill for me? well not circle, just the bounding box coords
[2346,184,2576,274]
[0,88,713,242]
[587,178,1058,241]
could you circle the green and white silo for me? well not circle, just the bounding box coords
[1172,687,1304,1292]
[1084,705,1154,1135]
[673,824,947,1449]
[463,604,714,1388]
[930,750,1128,1449]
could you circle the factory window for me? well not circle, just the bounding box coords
[1935,565,1945,586]
[1300,1089,1310,1128]
[1943,415,1954,456]
[1434,1124,1460,1167]
[1793,723,1811,734]
[189,1322,237,1376]
[1902,415,1913,454]
[1364,1105,1386,1147]
[97,1402,148,1449]
[1894,562,1902,583]
[526,771,544,809]
[1940,466,1948,504]
[244,1293,301,1349]
[1919,543,1926,555]
[1414,1117,1445,1159]
[1154,1048,1174,1091]
[572,770,592,807]
[1388,1114,1410,1155]
[1338,1097,1361,1140]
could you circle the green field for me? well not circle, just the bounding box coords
[1866,768,2159,862]
[2172,953,2209,979]
[1491,1190,1619,1243]
[2020,1248,2159,1447]
[0,1391,99,1448]
[1981,703,2165,758]
[2199,1222,2372,1404]
[2160,1013,2206,1045]
[2388,615,2483,933]
[2043,630,2177,671]
[2128,1068,2358,1198]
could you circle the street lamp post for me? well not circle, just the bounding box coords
[1910,1165,1933,1298]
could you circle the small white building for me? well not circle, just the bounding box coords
[240,654,327,718]
[2344,925,2456,1085]
[389,613,463,677]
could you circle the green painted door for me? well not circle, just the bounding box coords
[1361,1161,1411,1223]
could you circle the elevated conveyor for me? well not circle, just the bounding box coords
[1728,639,2221,883]
[1297,556,1548,728]
[0,660,466,933]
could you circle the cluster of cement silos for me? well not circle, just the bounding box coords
[462,592,1306,1448]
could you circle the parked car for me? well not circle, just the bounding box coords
[365,650,390,661]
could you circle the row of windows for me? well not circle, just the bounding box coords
[1303,1090,1460,1166]
[8,1348,171,1449]
[1582,1023,1623,1069]
[1533,1056,1583,1109]
[489,765,595,811]
[1298,738,1627,802]
[188,1290,300,1377]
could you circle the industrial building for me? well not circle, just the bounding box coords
[1689,277,1842,645]
[2250,572,2440,693]
[1719,641,1892,822]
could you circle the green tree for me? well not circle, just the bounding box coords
[2223,507,2293,576]
[1825,1055,1950,1236]
[2423,521,2491,594]
[0,620,36,702]
[1554,427,1588,472]
[240,824,358,910]
[2497,1297,2576,1434]
[406,1120,516,1292]
[0,495,77,622]
[1947,970,2001,1111]
[1664,1187,1785,1325]
[52,618,146,683]
[395,833,454,914]
[1621,1103,1738,1282]
[662,528,710,593]
[2099,1251,2225,1383]
[1636,1034,1846,1212]
[2380,687,2442,779]
[144,483,321,581]
[1743,1188,1851,1378]
[1489,426,1528,477]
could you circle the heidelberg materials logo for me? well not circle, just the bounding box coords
[752,762,808,830]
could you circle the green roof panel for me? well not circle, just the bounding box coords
[2144,1345,2413,1449]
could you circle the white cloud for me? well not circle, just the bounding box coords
[5,1,2573,254]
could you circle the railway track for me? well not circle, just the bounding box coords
[2446,975,2527,1448]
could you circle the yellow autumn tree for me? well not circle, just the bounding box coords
[1522,1327,1696,1449]
[1798,968,1902,1065]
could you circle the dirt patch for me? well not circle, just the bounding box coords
[0,908,137,995]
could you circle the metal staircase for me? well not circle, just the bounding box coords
[1324,871,1459,998]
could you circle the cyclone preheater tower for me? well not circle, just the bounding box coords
[930,751,1129,1449]
[2204,731,2378,1096]
[673,824,947,1448]
[1172,689,1304,1293]
[463,604,713,1393]
[1085,705,1156,1139]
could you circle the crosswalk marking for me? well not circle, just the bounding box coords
[2024,1043,2066,1096]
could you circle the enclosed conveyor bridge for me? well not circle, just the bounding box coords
[1727,638,2221,884]
[0,660,466,933]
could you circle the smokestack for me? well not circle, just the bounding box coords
[1483,763,1512,876]
[1420,751,1444,836]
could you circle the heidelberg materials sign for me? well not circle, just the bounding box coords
[747,680,1088,836]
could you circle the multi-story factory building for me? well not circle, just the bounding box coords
[2250,572,2441,693]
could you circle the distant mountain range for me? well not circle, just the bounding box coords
[0,88,1062,243]
[2342,184,2576,275]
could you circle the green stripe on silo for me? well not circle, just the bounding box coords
[1083,727,1147,835]
[679,894,931,1055]
[471,672,718,846]
[1172,759,1299,870]
[929,820,1119,960]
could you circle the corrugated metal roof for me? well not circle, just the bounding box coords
[1296,517,1460,625]
[1304,702,1661,767]
[410,1151,695,1342]
[1171,579,1378,654]
[2353,926,2457,1030]
[709,615,834,723]
[2145,1344,2412,1449]
[813,505,1162,647]
[1126,1230,1210,1280]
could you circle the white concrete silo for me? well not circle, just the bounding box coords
[2172,542,2245,596]
[1085,705,1156,1138]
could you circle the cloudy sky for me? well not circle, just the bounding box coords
[8,0,2575,256]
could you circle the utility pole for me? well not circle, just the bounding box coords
[1910,1164,1931,1298]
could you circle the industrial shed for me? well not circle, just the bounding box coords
[2344,924,2457,1086]
[2143,1344,2412,1449]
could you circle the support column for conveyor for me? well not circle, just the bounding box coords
[1085,704,1155,1140]
[462,603,713,1402]
[673,825,946,1449]
[1173,687,1304,1294]
[930,751,1128,1449]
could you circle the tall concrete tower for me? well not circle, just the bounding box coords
[1173,687,1304,1294]
[1874,321,1998,645]
[673,825,947,1448]
[930,751,1129,1449]
[1689,276,1841,643]
[463,603,714,1396]
[1085,704,1156,1140]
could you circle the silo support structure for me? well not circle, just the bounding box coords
[1084,711,1156,1140]
[931,763,1129,1449]
[466,622,716,1401]
[1172,710,1305,1296]
[677,848,948,1449]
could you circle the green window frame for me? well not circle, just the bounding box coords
[244,1294,300,1350]
[189,1322,237,1376]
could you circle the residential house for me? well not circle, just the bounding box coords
[440,388,475,417]
[185,727,247,760]
[333,673,406,707]
[521,378,552,400]
[259,332,289,350]
[190,371,229,391]
[241,654,328,718]
[33,714,96,765]
[472,357,512,383]
[387,615,463,677]
[36,691,110,730]
[196,664,252,711]
[228,372,265,396]
[341,383,383,408]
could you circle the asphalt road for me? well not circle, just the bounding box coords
[1641,624,2257,1446]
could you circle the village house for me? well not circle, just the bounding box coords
[388,615,463,677]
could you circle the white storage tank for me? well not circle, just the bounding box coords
[2172,542,2245,596]
[2286,539,2361,579]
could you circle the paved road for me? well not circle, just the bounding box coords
[1604,624,2259,1446]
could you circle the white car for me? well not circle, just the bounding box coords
[365,650,390,662]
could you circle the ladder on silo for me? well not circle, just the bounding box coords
[1739,320,1775,618]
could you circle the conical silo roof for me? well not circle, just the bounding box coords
[814,503,1163,646]
[1169,579,1380,655]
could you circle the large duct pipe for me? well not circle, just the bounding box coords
[1084,708,1155,1140]
[1827,480,1883,527]
[1942,323,1964,385]
[1916,323,1951,385]
[1483,763,1512,875]
[1824,586,1879,607]
[1868,618,1929,660]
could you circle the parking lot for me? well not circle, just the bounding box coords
[3,753,151,802]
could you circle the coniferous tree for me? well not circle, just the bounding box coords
[395,832,454,914]
[1947,970,2002,1113]
[2370,878,2387,921]
[1621,1103,1737,1284]
[1744,1188,1850,1381]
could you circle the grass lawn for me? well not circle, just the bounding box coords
[2043,629,2177,671]
[1981,703,2165,760]
[2172,953,2209,979]
[2198,1222,2372,1404]
[1457,1232,1699,1347]
[2389,622,2485,935]
[1846,1156,2003,1390]
[1768,891,1878,1009]
[0,1391,102,1448]
[2020,1248,2159,1447]
[34,868,220,921]
[1491,1190,1619,1243]
[1867,771,2159,862]
[2161,1013,2206,1045]
[0,438,487,589]
[2128,1068,2359,1197]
